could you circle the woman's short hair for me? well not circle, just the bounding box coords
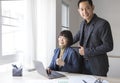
[59,30,73,47]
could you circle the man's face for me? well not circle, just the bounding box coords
[78,1,94,23]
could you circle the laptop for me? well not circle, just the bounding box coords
[33,60,66,79]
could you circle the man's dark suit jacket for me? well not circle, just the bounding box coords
[49,47,82,73]
[73,14,113,76]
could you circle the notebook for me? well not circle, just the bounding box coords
[33,60,66,79]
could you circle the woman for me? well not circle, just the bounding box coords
[47,30,82,74]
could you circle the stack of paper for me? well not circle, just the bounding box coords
[68,75,109,83]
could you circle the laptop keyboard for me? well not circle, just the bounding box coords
[48,71,65,79]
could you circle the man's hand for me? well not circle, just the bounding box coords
[56,58,65,67]
[79,46,85,56]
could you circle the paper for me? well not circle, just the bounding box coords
[68,75,109,83]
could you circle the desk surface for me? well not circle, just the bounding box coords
[0,70,120,83]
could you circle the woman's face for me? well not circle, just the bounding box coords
[58,36,68,49]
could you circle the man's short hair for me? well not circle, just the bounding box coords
[78,0,93,8]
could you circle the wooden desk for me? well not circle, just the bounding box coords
[0,70,120,83]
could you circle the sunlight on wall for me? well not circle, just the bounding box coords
[35,0,56,67]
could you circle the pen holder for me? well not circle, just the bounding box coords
[12,65,22,76]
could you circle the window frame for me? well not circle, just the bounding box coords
[61,1,69,29]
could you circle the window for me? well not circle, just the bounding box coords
[0,0,26,64]
[61,1,69,29]
[0,0,56,69]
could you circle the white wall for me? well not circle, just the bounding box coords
[56,0,82,47]
[108,57,120,78]
[93,0,120,78]
[93,0,120,57]
[78,0,120,78]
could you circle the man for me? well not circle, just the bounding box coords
[73,0,113,76]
